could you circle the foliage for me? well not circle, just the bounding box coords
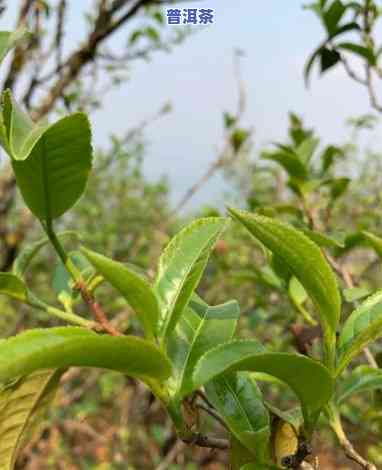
[2,5,382,469]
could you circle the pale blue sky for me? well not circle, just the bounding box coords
[2,1,381,210]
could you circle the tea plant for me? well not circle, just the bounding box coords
[1,29,382,470]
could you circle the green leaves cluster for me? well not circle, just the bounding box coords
[2,26,382,470]
[305,0,377,84]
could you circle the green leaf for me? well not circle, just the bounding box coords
[0,273,27,302]
[337,290,382,375]
[325,177,350,200]
[205,372,270,461]
[296,136,319,164]
[336,366,382,405]
[289,276,308,306]
[81,247,160,340]
[320,47,341,73]
[301,227,344,248]
[174,300,240,398]
[320,145,344,173]
[0,369,63,470]
[155,217,228,340]
[11,112,92,221]
[1,90,48,161]
[0,327,172,384]
[363,231,382,259]
[343,286,373,303]
[193,339,334,428]
[13,231,79,279]
[228,208,341,369]
[0,28,30,65]
[336,42,376,65]
[323,0,345,35]
[288,276,317,325]
[261,149,308,180]
[0,94,93,221]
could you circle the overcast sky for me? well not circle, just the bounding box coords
[2,1,381,211]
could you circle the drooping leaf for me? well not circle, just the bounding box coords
[320,47,341,73]
[205,372,270,461]
[336,42,376,65]
[0,369,63,470]
[0,273,27,302]
[0,327,172,383]
[228,209,341,369]
[155,217,228,340]
[305,23,360,86]
[175,300,240,398]
[337,290,382,375]
[13,231,79,279]
[81,248,160,340]
[193,339,334,428]
[336,366,382,405]
[320,145,344,173]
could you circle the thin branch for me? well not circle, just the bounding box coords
[75,280,122,336]
[55,0,67,78]
[33,0,153,120]
[2,0,35,91]
[180,432,229,450]
[195,403,229,431]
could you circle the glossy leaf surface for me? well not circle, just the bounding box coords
[337,290,382,375]
[167,297,239,397]
[205,372,270,460]
[81,247,160,339]
[0,327,172,383]
[337,366,382,405]
[193,339,334,425]
[155,217,228,339]
[229,208,341,368]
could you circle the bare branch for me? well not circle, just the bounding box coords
[33,0,154,119]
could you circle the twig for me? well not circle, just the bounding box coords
[33,0,153,119]
[180,432,229,450]
[75,280,122,336]
[195,403,229,431]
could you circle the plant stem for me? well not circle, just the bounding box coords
[28,293,97,329]
[327,402,377,470]
[42,220,121,335]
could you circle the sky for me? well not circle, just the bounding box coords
[2,1,382,211]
